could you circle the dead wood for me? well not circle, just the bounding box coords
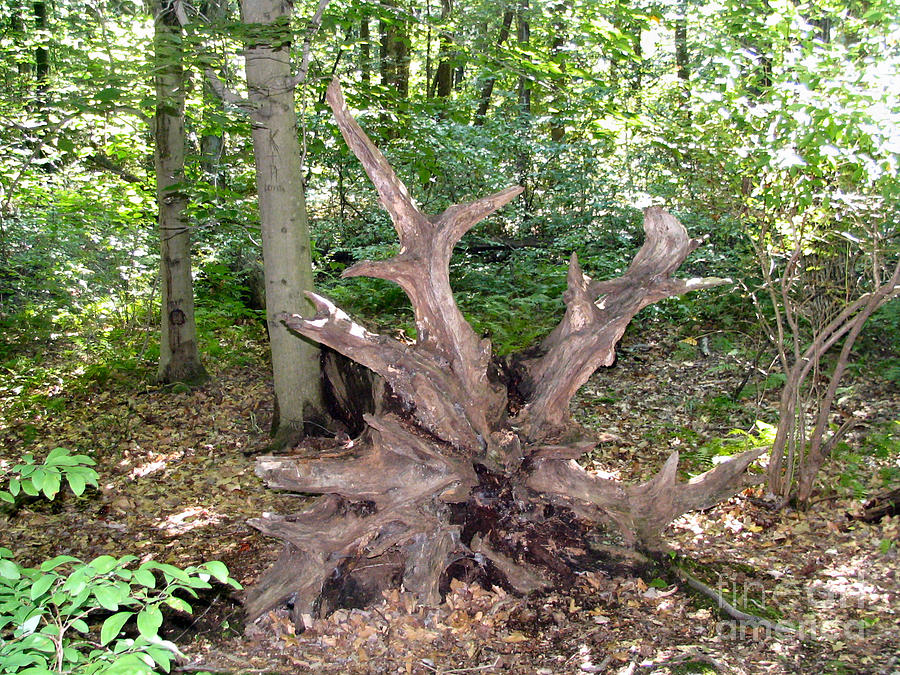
[244,79,759,628]
[852,487,900,522]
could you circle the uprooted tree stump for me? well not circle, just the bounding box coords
[244,79,763,629]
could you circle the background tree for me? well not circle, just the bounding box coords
[152,0,207,385]
[237,0,327,446]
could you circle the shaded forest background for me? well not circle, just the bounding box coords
[0,0,899,672]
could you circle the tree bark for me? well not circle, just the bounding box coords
[241,0,323,443]
[200,0,228,191]
[473,8,513,123]
[243,81,760,629]
[548,0,569,143]
[432,0,453,99]
[516,0,531,114]
[379,0,409,98]
[153,0,206,385]
[359,17,371,85]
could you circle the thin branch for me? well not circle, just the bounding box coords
[291,0,332,88]
[204,68,249,107]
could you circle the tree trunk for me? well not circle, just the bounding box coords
[516,0,531,114]
[241,0,323,445]
[244,80,760,629]
[200,0,228,191]
[548,0,569,143]
[359,17,371,85]
[473,8,513,123]
[153,0,207,385]
[33,0,49,93]
[432,0,453,99]
[379,0,409,98]
[675,17,688,83]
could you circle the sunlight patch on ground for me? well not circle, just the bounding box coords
[123,449,185,479]
[154,506,225,536]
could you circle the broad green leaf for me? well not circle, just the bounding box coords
[66,472,87,496]
[132,567,156,588]
[143,645,173,671]
[70,617,90,633]
[30,573,56,600]
[9,477,20,496]
[164,595,191,613]
[0,653,44,667]
[93,585,123,611]
[29,469,45,491]
[20,613,42,635]
[44,447,72,464]
[136,605,163,640]
[40,555,81,571]
[0,490,13,503]
[97,653,155,675]
[41,472,61,500]
[91,555,120,574]
[200,560,230,584]
[100,611,133,645]
[144,562,190,583]
[0,559,22,580]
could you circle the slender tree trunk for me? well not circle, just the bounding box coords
[433,0,453,99]
[474,8,513,123]
[359,17,371,85]
[33,0,49,89]
[675,1,689,86]
[241,0,323,445]
[200,0,227,190]
[548,0,569,142]
[379,0,409,98]
[516,0,530,114]
[153,0,207,384]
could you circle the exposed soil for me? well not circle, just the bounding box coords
[1,331,898,674]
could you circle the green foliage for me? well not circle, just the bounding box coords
[0,448,98,505]
[682,420,775,472]
[0,551,241,674]
[0,444,240,674]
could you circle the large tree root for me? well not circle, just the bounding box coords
[244,79,758,629]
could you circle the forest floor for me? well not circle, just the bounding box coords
[1,328,898,675]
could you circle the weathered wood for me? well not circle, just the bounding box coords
[514,210,730,440]
[853,487,900,522]
[245,80,757,627]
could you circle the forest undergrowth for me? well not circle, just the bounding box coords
[1,323,898,675]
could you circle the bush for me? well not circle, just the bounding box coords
[0,552,240,674]
[0,449,241,674]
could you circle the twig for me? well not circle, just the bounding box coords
[173,593,220,642]
[291,0,332,88]
[420,656,502,673]
[668,562,796,634]
[639,650,727,671]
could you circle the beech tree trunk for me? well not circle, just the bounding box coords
[241,0,323,444]
[153,0,206,385]
[244,80,761,629]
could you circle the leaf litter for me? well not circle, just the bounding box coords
[0,334,898,674]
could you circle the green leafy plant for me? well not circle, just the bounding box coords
[0,450,240,673]
[0,551,241,674]
[0,448,99,504]
[682,420,776,472]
